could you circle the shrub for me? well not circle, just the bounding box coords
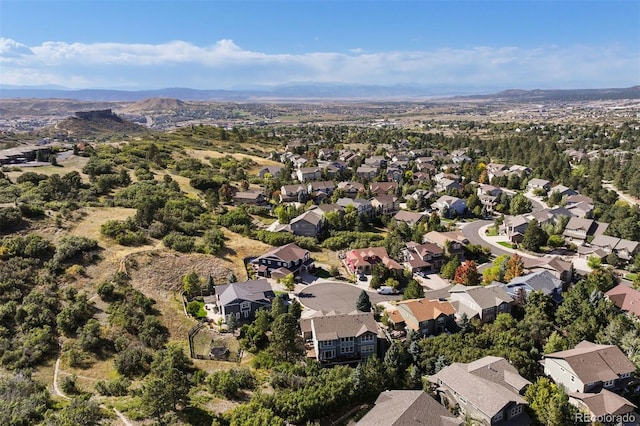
[162,232,195,253]
[95,377,131,396]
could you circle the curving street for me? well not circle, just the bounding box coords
[297,281,402,313]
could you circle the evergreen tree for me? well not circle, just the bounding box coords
[356,290,372,312]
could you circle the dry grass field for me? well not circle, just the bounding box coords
[3,155,90,182]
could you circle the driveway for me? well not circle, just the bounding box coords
[297,281,402,313]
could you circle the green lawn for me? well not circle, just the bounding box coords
[485,227,499,237]
[626,273,638,282]
[497,241,513,249]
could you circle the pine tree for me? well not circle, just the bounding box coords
[356,290,372,312]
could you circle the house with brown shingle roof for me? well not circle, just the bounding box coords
[568,389,637,423]
[542,341,636,393]
[562,217,608,246]
[605,284,640,318]
[449,283,513,323]
[429,356,532,425]
[395,298,456,336]
[357,390,462,426]
[392,210,425,227]
[403,241,445,273]
[300,311,381,365]
[252,243,314,279]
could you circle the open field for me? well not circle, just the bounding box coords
[3,155,90,182]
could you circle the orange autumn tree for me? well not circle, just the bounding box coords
[454,260,481,286]
[504,253,525,282]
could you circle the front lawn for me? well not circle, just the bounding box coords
[485,227,499,237]
[497,241,513,249]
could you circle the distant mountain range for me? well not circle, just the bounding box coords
[0,84,638,102]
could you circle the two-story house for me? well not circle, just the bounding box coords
[605,284,640,317]
[371,195,399,216]
[308,180,336,202]
[449,283,513,323]
[504,270,564,304]
[356,165,378,180]
[336,197,373,216]
[542,341,636,394]
[562,217,608,246]
[424,230,467,260]
[403,241,445,273]
[527,178,551,192]
[337,181,365,198]
[369,181,398,196]
[257,165,283,178]
[233,191,266,206]
[280,184,308,203]
[300,311,381,365]
[296,167,323,182]
[252,243,314,279]
[394,298,456,336]
[429,356,532,425]
[590,235,640,263]
[290,209,324,238]
[205,279,274,323]
[432,195,466,217]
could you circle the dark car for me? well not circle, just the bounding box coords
[358,274,367,281]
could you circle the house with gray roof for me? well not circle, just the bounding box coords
[542,341,636,394]
[205,279,274,323]
[432,195,466,217]
[449,283,513,323]
[300,311,381,365]
[290,209,324,238]
[504,270,563,304]
[568,389,637,424]
[429,356,532,425]
[591,235,640,262]
[357,390,462,426]
[562,217,608,246]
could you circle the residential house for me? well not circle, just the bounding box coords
[317,148,336,160]
[605,284,640,317]
[386,167,403,182]
[205,279,274,323]
[591,235,640,262]
[424,230,467,260]
[308,181,335,202]
[232,191,266,206]
[370,181,398,196]
[550,184,578,198]
[403,241,445,273]
[449,283,513,323]
[345,246,403,275]
[509,165,532,176]
[501,215,530,243]
[395,298,456,336]
[257,165,282,178]
[392,210,425,228]
[296,167,323,182]
[504,270,564,304]
[478,184,504,197]
[432,195,466,217]
[364,155,387,168]
[429,356,532,425]
[435,177,462,193]
[300,311,381,365]
[357,390,462,426]
[523,256,574,284]
[542,341,636,394]
[252,243,314,279]
[336,197,373,216]
[339,150,358,163]
[290,209,324,238]
[371,194,400,215]
[568,390,637,424]
[527,178,551,192]
[280,184,308,203]
[337,181,365,198]
[562,217,608,246]
[356,165,378,180]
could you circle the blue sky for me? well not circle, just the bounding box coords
[1,0,638,91]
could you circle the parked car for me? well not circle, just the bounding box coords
[377,286,399,295]
[358,274,367,281]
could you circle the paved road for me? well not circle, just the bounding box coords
[461,220,513,257]
[297,282,402,313]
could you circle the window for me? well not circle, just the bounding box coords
[510,405,523,418]
[361,345,374,353]
[340,336,354,342]
[240,301,251,311]
[604,380,615,388]
[493,412,503,422]
[235,312,240,319]
[360,334,374,343]
[341,345,354,354]
[243,311,249,318]
[621,372,631,378]
[320,340,334,348]
[571,375,575,382]
[321,350,335,360]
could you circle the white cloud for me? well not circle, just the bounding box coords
[0,38,637,90]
